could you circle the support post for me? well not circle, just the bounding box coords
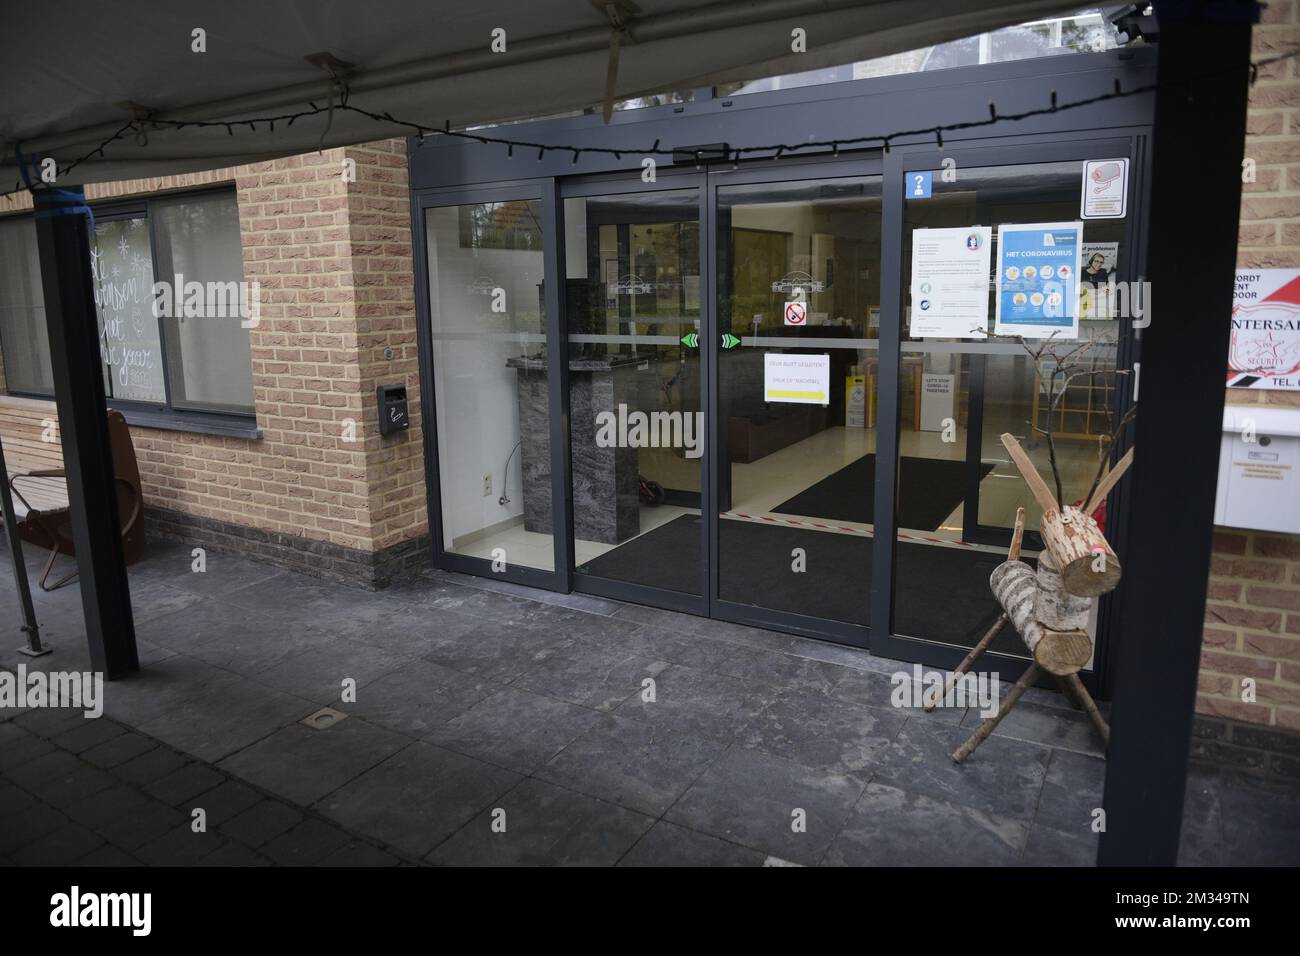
[31,185,138,678]
[1098,2,1256,865]
[0,436,47,656]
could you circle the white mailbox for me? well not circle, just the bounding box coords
[1215,406,1300,534]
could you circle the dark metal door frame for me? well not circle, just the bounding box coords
[872,131,1149,690]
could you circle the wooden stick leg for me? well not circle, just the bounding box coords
[1054,675,1084,711]
[1064,673,1110,748]
[924,613,1008,712]
[952,662,1041,764]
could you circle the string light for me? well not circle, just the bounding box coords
[6,44,1298,198]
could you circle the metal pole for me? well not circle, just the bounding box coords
[0,434,48,657]
[1097,0,1256,865]
[31,184,138,678]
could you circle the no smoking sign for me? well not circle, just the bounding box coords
[784,301,807,326]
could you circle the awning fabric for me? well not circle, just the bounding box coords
[1,0,1084,190]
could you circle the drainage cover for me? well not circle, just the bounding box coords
[302,707,348,730]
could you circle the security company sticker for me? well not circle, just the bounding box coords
[1081,158,1128,219]
[1228,270,1300,390]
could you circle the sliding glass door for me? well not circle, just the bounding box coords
[712,170,882,641]
[561,179,707,609]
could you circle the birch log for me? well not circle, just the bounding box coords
[989,560,1093,676]
[1033,550,1093,631]
[1039,505,1121,596]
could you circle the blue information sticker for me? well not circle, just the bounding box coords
[906,171,932,199]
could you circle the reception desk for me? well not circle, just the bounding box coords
[506,352,645,545]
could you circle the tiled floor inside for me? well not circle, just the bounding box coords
[1,539,1295,866]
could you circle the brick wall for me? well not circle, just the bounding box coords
[0,141,428,585]
[1191,0,1300,774]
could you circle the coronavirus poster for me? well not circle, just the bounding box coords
[1228,270,1300,390]
[994,222,1083,339]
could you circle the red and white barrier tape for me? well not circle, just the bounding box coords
[719,510,995,551]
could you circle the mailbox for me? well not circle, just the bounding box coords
[377,383,410,436]
[1215,406,1300,534]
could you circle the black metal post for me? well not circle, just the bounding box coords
[1098,1,1256,865]
[0,435,48,656]
[30,185,138,678]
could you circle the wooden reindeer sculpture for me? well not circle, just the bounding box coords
[941,434,1133,764]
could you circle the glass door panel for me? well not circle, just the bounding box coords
[716,176,882,625]
[564,189,704,596]
[893,160,1124,656]
[425,199,554,571]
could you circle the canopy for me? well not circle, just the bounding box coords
[0,0,1085,190]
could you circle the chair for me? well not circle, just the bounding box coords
[8,410,145,590]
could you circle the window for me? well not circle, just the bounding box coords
[0,216,53,394]
[0,188,255,420]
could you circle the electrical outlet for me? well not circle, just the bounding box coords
[483,473,492,497]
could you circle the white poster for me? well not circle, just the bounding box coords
[1079,242,1119,320]
[764,353,830,405]
[1081,158,1128,219]
[919,374,956,432]
[1228,270,1300,390]
[909,226,992,338]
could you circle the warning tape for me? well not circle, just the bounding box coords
[719,510,1002,552]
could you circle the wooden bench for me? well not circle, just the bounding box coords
[0,395,69,517]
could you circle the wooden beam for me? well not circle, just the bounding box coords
[1000,432,1058,514]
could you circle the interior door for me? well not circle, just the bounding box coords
[873,138,1141,683]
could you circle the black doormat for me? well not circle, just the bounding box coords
[578,514,1019,652]
[769,454,994,531]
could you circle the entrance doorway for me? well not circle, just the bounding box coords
[415,140,1140,681]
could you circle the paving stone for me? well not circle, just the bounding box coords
[111,745,189,785]
[426,686,603,774]
[0,801,71,853]
[0,723,55,771]
[187,779,262,827]
[65,787,183,851]
[1035,748,1106,835]
[81,731,160,769]
[74,843,142,867]
[1020,823,1099,866]
[317,841,402,867]
[218,719,409,806]
[348,659,496,736]
[50,718,127,754]
[13,706,90,738]
[220,800,303,848]
[261,819,353,865]
[201,841,273,867]
[137,678,315,763]
[822,782,1028,866]
[143,762,226,806]
[4,749,83,790]
[22,761,117,810]
[16,822,110,865]
[134,822,228,866]
[958,697,1105,756]
[512,644,669,712]
[428,778,654,866]
[320,741,520,858]
[870,720,1051,822]
[618,820,767,867]
[666,746,866,866]
[613,664,775,741]
[537,714,727,817]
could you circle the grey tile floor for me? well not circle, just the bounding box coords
[1,539,1295,866]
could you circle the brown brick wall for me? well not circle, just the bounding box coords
[0,141,428,565]
[1197,0,1300,737]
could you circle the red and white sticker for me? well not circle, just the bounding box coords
[783,301,807,326]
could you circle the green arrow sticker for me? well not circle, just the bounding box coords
[680,332,699,348]
[721,332,740,349]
